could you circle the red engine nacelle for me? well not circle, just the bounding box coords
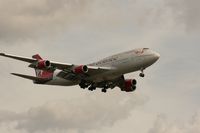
[73,65,88,74]
[37,60,51,69]
[124,79,137,92]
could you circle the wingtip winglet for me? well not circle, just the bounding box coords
[11,73,18,76]
[11,73,22,77]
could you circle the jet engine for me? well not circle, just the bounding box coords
[124,79,137,92]
[73,65,88,74]
[36,60,51,69]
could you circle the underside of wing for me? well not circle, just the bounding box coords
[50,62,114,72]
[56,65,115,81]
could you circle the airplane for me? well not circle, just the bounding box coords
[0,48,160,93]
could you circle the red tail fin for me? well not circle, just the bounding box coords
[35,69,53,79]
[32,54,43,60]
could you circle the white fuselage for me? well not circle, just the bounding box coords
[46,48,160,86]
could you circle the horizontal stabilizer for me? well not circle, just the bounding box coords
[11,73,49,82]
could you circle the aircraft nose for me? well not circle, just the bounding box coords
[153,52,160,61]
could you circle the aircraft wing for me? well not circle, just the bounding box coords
[0,53,36,63]
[0,53,114,75]
[0,53,73,69]
[50,61,113,71]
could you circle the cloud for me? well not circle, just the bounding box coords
[165,0,200,32]
[0,93,147,133]
[1,0,199,44]
[148,111,200,133]
[0,0,92,43]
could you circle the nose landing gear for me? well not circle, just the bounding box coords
[101,84,109,93]
[139,73,145,77]
[139,68,145,77]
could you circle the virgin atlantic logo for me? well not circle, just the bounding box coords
[135,49,144,55]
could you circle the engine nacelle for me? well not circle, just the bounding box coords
[73,65,88,74]
[37,60,51,69]
[124,79,137,92]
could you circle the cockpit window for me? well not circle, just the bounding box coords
[134,48,149,55]
[143,48,149,51]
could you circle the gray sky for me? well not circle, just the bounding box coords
[0,0,200,133]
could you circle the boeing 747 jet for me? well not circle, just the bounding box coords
[0,48,160,93]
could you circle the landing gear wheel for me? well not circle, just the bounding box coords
[139,73,145,77]
[92,87,96,91]
[132,79,137,85]
[102,89,107,93]
[79,83,86,89]
[88,87,93,91]
[88,86,96,91]
[132,86,136,91]
[139,68,145,78]
[79,80,90,89]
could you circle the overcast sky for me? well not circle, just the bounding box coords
[0,0,200,133]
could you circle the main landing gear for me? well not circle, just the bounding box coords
[139,68,145,77]
[101,86,109,93]
[102,89,107,93]
[79,81,97,91]
[79,80,109,93]
[88,85,96,91]
[79,80,89,89]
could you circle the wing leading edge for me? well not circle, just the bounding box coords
[0,53,36,63]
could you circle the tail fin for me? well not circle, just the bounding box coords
[35,69,53,79]
[32,54,54,79]
[32,54,43,60]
